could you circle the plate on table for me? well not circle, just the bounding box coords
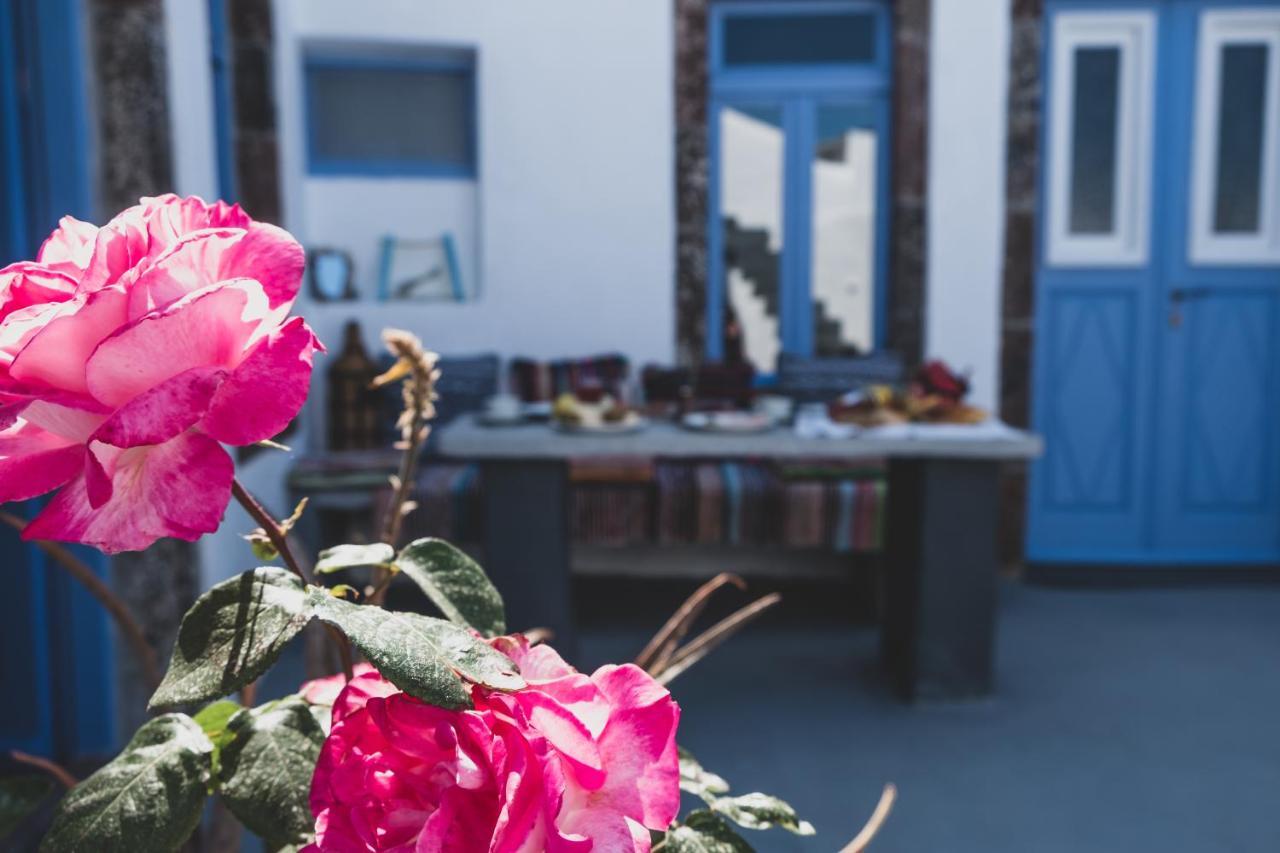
[680,411,775,433]
[553,413,647,435]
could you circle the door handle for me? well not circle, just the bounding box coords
[1169,287,1212,303]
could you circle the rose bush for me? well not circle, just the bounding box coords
[0,194,319,552]
[305,635,680,852]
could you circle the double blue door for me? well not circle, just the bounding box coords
[1029,1,1280,563]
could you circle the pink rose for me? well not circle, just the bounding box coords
[306,636,681,852]
[0,195,320,552]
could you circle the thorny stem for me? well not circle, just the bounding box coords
[230,479,354,681]
[1,512,162,692]
[231,479,310,583]
[10,750,79,789]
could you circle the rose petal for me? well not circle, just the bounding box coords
[20,399,109,444]
[92,366,227,448]
[9,287,129,394]
[587,664,681,829]
[0,263,77,316]
[23,431,233,553]
[200,317,319,446]
[218,223,306,308]
[0,421,83,503]
[84,280,267,407]
[36,216,99,273]
[127,229,245,317]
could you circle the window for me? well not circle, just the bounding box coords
[708,2,891,369]
[722,10,878,67]
[304,51,476,177]
[1045,11,1155,267]
[1189,10,1280,264]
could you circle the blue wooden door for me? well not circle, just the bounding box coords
[1028,0,1280,564]
[1,0,115,759]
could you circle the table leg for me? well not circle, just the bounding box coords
[881,459,1001,701]
[480,459,575,657]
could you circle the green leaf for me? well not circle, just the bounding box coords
[193,699,242,779]
[678,747,730,801]
[315,543,395,574]
[0,775,55,840]
[664,810,755,852]
[41,714,213,853]
[217,696,325,848]
[307,589,524,709]
[711,793,815,835]
[394,538,506,636]
[150,568,312,711]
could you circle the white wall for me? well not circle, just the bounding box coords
[162,0,218,200]
[926,0,1011,412]
[273,0,677,446]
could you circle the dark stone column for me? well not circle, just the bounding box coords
[674,0,710,365]
[228,0,282,224]
[888,0,930,369]
[86,0,174,216]
[998,0,1043,568]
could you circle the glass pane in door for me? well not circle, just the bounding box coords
[811,103,877,356]
[1213,43,1269,233]
[719,103,785,371]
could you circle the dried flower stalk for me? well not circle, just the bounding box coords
[369,330,439,605]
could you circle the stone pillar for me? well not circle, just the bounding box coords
[674,0,709,366]
[228,0,282,224]
[888,0,931,369]
[86,0,174,216]
[998,0,1043,567]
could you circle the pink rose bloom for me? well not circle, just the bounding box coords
[0,195,320,552]
[306,636,681,852]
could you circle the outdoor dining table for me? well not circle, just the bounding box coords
[436,415,1043,702]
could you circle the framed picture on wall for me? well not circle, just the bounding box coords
[307,247,357,302]
[377,233,465,302]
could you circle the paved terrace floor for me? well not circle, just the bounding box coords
[577,581,1280,853]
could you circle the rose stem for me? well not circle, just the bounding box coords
[0,511,162,692]
[231,478,354,681]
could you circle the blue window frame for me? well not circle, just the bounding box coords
[303,52,477,178]
[707,1,892,369]
[207,0,237,201]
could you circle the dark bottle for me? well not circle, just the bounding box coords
[327,321,381,450]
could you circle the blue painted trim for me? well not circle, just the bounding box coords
[208,0,237,201]
[377,233,395,302]
[0,4,29,263]
[705,0,892,364]
[442,232,464,301]
[303,53,478,178]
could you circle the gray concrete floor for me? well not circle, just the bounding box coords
[578,582,1280,852]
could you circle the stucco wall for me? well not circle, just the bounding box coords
[273,0,677,413]
[925,0,1012,412]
